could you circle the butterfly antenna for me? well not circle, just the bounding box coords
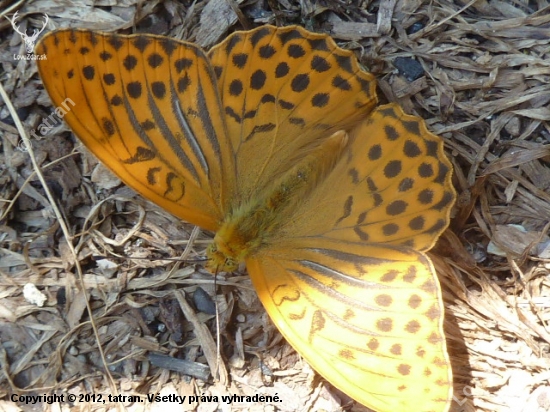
[213,266,222,382]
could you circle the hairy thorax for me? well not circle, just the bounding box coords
[205,130,348,273]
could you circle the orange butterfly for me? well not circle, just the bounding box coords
[36,25,455,411]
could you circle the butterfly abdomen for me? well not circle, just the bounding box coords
[208,130,349,271]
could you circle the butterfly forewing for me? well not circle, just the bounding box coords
[36,30,235,231]
[245,103,454,411]
[247,239,451,411]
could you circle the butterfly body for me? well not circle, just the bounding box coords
[36,25,455,412]
[209,128,349,272]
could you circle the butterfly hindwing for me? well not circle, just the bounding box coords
[280,104,456,251]
[208,25,378,206]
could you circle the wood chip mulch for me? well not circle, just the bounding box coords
[1,1,550,411]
